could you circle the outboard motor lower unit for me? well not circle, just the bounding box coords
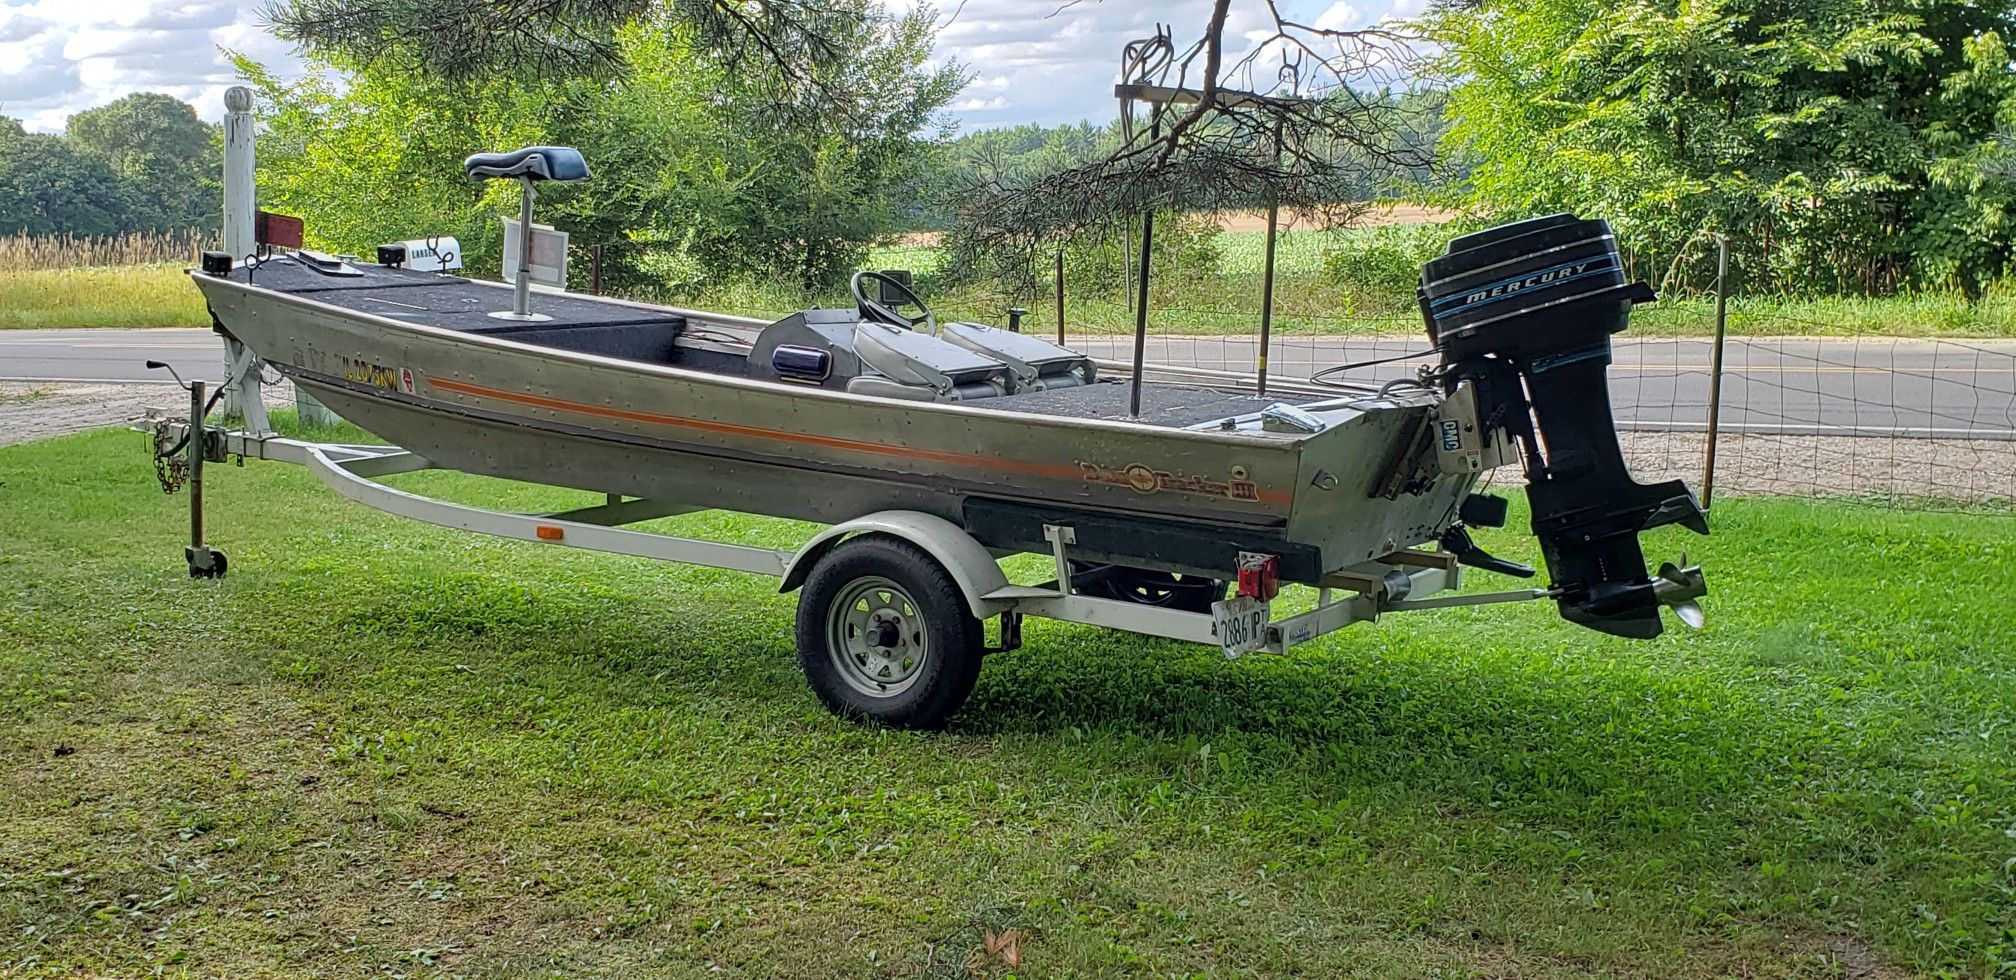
[1421,214,1708,638]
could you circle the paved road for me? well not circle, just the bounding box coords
[1074,334,2016,438]
[0,328,221,385]
[5,328,2014,438]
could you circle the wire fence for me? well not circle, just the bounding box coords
[578,236,2016,513]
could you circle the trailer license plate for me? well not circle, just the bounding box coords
[1213,595,1270,658]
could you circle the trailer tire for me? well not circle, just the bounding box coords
[795,535,984,730]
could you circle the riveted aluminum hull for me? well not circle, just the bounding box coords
[195,272,1479,579]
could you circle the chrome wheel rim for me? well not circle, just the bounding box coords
[826,576,928,698]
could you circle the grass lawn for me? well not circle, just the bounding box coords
[0,265,208,329]
[4,425,2015,976]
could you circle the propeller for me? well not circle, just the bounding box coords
[1652,555,1707,629]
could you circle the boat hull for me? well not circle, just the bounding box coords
[198,273,1478,579]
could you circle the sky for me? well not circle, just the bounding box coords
[0,0,1423,135]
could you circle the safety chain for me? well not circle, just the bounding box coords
[149,421,188,495]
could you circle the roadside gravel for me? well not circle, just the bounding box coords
[0,380,293,448]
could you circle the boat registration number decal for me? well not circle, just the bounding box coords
[1213,595,1270,658]
[340,357,417,394]
[1079,461,1260,501]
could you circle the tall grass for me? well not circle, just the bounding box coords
[0,230,210,270]
[0,265,208,329]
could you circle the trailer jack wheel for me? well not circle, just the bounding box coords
[795,536,983,730]
[186,546,228,579]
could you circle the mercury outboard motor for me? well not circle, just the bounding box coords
[1420,214,1708,638]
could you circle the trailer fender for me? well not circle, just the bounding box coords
[781,511,1012,620]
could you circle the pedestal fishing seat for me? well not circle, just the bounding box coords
[464,145,591,321]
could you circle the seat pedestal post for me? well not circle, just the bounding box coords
[489,176,551,322]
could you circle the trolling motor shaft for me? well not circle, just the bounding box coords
[1419,214,1708,637]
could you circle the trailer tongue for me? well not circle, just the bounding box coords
[1421,214,1709,637]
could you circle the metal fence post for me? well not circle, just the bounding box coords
[1129,208,1156,417]
[590,243,604,295]
[1054,250,1066,345]
[1255,118,1284,396]
[1702,235,1729,508]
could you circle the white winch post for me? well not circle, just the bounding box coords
[218,86,266,429]
[219,86,334,431]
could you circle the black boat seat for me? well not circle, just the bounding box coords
[463,145,591,182]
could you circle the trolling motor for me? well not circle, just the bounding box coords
[1420,214,1708,638]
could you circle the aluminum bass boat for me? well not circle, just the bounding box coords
[161,144,1707,726]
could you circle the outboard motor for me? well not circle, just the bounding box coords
[1420,214,1708,638]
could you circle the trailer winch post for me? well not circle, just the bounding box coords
[218,86,271,432]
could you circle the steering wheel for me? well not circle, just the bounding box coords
[851,271,937,336]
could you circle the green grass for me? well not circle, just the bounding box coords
[4,425,2016,976]
[0,264,208,329]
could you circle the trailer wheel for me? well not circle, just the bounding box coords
[795,536,984,729]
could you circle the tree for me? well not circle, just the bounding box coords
[0,122,133,236]
[67,93,218,230]
[943,6,1437,298]
[677,0,961,288]
[238,1,958,292]
[1424,0,2016,295]
[268,0,863,95]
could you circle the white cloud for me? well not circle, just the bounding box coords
[929,0,1403,131]
[0,0,1404,134]
[0,0,302,132]
[1312,2,1364,31]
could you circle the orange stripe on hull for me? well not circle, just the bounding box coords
[424,376,1294,506]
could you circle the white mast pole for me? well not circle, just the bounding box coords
[218,86,272,430]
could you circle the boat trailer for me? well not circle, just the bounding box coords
[136,404,1623,727]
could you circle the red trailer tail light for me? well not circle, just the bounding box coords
[1237,554,1280,601]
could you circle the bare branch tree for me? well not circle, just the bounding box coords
[946,0,1437,292]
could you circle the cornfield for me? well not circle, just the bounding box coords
[0,230,213,270]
